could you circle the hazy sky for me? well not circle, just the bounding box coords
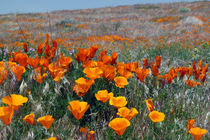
[0,0,197,14]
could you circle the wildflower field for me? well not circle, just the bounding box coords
[0,1,209,140]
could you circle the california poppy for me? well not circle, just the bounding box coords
[185,80,201,88]
[73,77,94,97]
[189,127,207,140]
[27,56,40,69]
[95,90,113,103]
[114,76,128,88]
[145,98,154,112]
[37,115,54,130]
[109,96,127,108]
[10,65,26,81]
[187,119,195,132]
[108,118,130,136]
[83,67,103,80]
[135,68,150,82]
[117,107,138,120]
[156,56,161,68]
[2,94,28,111]
[0,106,14,125]
[23,113,35,125]
[149,111,165,123]
[67,100,90,120]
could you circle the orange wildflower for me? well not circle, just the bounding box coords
[88,131,95,140]
[156,56,161,68]
[2,94,28,111]
[111,52,118,65]
[87,46,98,59]
[0,106,14,125]
[37,115,54,130]
[47,137,57,140]
[126,61,138,72]
[80,126,88,134]
[23,113,35,125]
[83,67,103,79]
[109,96,127,108]
[10,65,26,81]
[108,118,130,136]
[73,77,94,97]
[187,119,195,132]
[102,55,112,65]
[95,90,113,103]
[114,76,128,88]
[0,66,8,84]
[100,65,116,81]
[23,43,28,53]
[75,48,88,63]
[67,100,90,120]
[117,107,138,120]
[27,56,40,69]
[145,98,154,112]
[189,127,207,140]
[135,68,150,82]
[13,52,28,67]
[185,80,201,88]
[37,43,44,55]
[142,58,149,69]
[149,111,165,123]
[151,65,159,76]
[60,54,72,68]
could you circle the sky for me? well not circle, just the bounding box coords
[0,0,198,14]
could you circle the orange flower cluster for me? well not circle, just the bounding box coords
[186,119,207,140]
[145,98,165,123]
[0,94,28,125]
[79,126,95,140]
[23,113,54,130]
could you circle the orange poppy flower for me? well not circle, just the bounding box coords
[10,65,26,81]
[2,94,28,111]
[108,118,130,136]
[109,96,127,108]
[100,65,116,81]
[37,43,44,55]
[189,127,207,140]
[23,113,35,125]
[87,46,98,59]
[111,52,118,65]
[40,56,49,68]
[156,56,161,68]
[142,58,149,69]
[117,63,133,78]
[102,55,112,65]
[95,90,113,103]
[149,111,165,123]
[88,131,95,140]
[0,106,14,125]
[187,119,195,132]
[125,61,138,72]
[13,52,28,67]
[37,115,54,130]
[98,50,107,61]
[23,43,28,53]
[80,126,88,134]
[145,98,154,112]
[0,66,8,84]
[67,100,90,120]
[75,48,88,63]
[151,65,159,76]
[60,54,72,68]
[83,67,103,80]
[135,68,150,82]
[114,76,128,88]
[117,107,138,120]
[185,80,201,88]
[73,77,94,97]
[27,56,40,69]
